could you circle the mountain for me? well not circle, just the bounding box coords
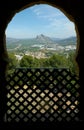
[55,36,77,45]
[6,37,21,44]
[6,35,76,45]
[6,34,76,52]
[36,34,54,44]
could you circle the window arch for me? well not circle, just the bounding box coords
[6,3,78,75]
[0,0,82,128]
[4,2,80,123]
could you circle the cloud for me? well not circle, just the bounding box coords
[32,8,43,16]
[26,4,76,38]
[6,4,76,39]
[30,4,73,27]
[31,4,63,19]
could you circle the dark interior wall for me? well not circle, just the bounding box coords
[0,0,82,74]
[0,0,83,127]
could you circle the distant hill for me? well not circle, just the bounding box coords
[6,37,21,44]
[55,36,77,45]
[6,34,76,46]
[36,34,54,44]
[6,34,77,53]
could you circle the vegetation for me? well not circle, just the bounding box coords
[6,36,79,119]
[6,35,78,75]
[7,50,78,76]
[7,53,19,74]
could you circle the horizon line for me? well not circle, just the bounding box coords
[6,34,76,40]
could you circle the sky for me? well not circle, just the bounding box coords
[6,4,76,39]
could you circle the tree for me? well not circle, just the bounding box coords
[20,55,34,67]
[67,51,78,75]
[7,53,18,74]
[49,54,68,68]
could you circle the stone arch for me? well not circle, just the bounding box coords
[2,0,80,73]
[0,0,83,126]
[6,2,79,74]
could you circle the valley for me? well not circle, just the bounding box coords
[6,34,77,60]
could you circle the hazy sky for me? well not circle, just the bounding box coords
[6,4,76,39]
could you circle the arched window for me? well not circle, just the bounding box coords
[5,4,80,123]
[0,1,82,128]
[6,4,78,75]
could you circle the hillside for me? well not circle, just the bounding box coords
[55,36,77,45]
[6,34,76,53]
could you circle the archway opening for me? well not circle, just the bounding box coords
[6,4,78,75]
[5,3,80,122]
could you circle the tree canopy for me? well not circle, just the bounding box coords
[7,51,78,75]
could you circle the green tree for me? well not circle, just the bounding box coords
[67,51,78,75]
[38,58,50,68]
[32,57,40,68]
[20,55,34,67]
[49,54,68,68]
[7,53,18,74]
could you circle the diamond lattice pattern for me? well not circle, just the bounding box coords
[6,68,80,122]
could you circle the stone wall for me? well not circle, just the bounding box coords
[0,0,83,127]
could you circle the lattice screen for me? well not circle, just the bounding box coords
[6,68,80,122]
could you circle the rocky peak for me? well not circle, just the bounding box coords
[36,34,53,43]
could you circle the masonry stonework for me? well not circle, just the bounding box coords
[0,0,83,126]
